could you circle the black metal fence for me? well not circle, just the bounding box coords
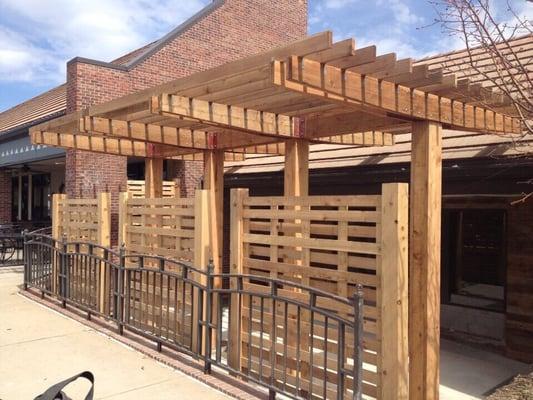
[0,224,51,267]
[24,232,364,400]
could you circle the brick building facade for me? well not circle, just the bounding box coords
[0,171,11,223]
[65,0,308,203]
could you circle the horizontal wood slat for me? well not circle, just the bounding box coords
[119,194,196,263]
[231,184,409,399]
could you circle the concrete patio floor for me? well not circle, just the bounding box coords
[440,339,530,399]
[0,267,230,400]
[0,266,530,399]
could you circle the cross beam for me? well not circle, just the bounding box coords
[152,94,401,146]
[152,94,295,137]
[81,116,211,149]
[30,130,245,161]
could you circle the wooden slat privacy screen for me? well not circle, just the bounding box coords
[126,180,179,199]
[52,193,110,247]
[118,194,196,262]
[51,193,111,313]
[229,184,409,400]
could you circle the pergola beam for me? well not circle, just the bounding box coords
[31,130,245,161]
[304,112,407,139]
[314,131,395,146]
[80,116,211,149]
[32,130,173,158]
[152,94,296,138]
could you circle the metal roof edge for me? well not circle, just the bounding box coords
[0,110,66,141]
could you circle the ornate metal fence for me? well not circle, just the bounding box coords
[23,233,364,400]
[1,224,49,267]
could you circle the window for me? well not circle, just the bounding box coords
[442,209,506,312]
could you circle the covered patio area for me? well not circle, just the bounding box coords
[28,31,522,400]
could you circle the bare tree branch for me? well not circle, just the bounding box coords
[430,0,533,139]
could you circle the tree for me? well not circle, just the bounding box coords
[430,0,532,135]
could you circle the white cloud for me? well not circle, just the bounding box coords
[0,0,208,84]
[388,0,424,25]
[324,0,357,10]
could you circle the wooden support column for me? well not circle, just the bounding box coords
[284,139,309,196]
[192,189,210,354]
[380,183,409,400]
[145,158,164,198]
[228,188,248,371]
[97,192,111,314]
[203,149,224,275]
[409,121,442,400]
[51,193,66,295]
[118,192,129,247]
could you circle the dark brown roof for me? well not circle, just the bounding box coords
[0,84,67,134]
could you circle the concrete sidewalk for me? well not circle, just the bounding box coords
[0,267,230,400]
[1,266,530,400]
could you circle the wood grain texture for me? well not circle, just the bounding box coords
[409,121,442,400]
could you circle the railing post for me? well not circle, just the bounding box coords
[157,256,164,352]
[204,260,214,374]
[269,280,278,400]
[228,188,248,372]
[117,243,125,335]
[353,285,364,400]
[60,234,68,307]
[22,229,28,290]
[379,183,409,400]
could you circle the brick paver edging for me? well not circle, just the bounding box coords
[19,288,266,400]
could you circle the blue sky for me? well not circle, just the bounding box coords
[0,0,530,112]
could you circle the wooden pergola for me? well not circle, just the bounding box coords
[30,31,521,400]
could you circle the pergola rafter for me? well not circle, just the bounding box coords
[274,56,522,134]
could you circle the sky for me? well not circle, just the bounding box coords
[0,0,531,112]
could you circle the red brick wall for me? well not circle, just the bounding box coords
[65,0,308,200]
[0,170,12,223]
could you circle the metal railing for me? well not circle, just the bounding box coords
[1,224,51,267]
[24,233,364,400]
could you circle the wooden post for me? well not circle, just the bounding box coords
[192,189,210,353]
[228,188,248,371]
[118,192,129,248]
[51,193,66,294]
[409,121,442,400]
[284,139,309,196]
[51,194,66,241]
[379,183,409,400]
[145,158,163,199]
[97,192,111,314]
[203,149,224,276]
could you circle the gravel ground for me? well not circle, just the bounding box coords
[486,373,533,400]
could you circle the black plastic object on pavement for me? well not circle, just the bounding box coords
[34,371,94,400]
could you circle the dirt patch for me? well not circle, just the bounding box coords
[486,373,533,400]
